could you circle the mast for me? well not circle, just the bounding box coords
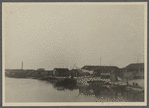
[72,63,76,69]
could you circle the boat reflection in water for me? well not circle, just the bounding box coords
[52,78,78,91]
[53,80,144,102]
[5,77,144,102]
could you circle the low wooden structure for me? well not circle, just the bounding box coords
[53,68,70,77]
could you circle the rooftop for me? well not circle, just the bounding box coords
[125,63,144,69]
[81,65,119,71]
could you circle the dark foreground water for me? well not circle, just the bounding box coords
[5,77,144,102]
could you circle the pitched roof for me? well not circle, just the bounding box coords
[81,65,118,71]
[125,63,144,69]
[45,70,53,72]
[70,69,83,73]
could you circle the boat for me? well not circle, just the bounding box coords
[109,84,127,91]
[87,80,110,85]
[87,80,111,90]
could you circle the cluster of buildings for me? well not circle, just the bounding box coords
[5,67,90,78]
[5,68,53,78]
[81,63,144,81]
[5,63,144,81]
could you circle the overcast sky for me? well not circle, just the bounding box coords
[3,3,146,70]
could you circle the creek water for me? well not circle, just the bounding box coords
[5,77,144,102]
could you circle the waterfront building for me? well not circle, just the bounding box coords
[45,70,53,76]
[81,66,101,74]
[120,63,144,79]
[70,69,79,77]
[53,68,70,77]
[93,66,119,82]
[5,69,36,78]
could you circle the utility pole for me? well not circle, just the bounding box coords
[21,61,23,70]
[100,57,101,66]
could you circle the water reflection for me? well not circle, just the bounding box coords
[53,80,144,102]
[5,77,144,102]
[53,79,78,91]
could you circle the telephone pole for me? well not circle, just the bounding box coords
[21,61,23,70]
[100,57,101,66]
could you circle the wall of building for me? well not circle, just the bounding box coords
[54,70,70,77]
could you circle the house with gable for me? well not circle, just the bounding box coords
[53,68,70,77]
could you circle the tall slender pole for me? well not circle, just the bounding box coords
[100,57,101,66]
[21,61,23,70]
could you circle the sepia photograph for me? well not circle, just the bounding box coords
[2,2,147,106]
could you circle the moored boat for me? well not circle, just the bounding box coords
[87,80,111,90]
